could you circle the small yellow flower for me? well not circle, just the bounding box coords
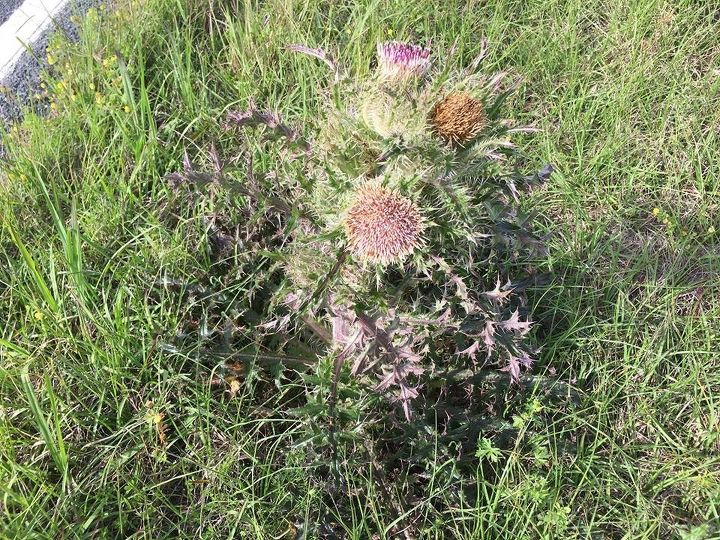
[708,226,716,235]
[47,54,56,66]
[34,311,44,321]
[662,219,669,225]
[652,207,660,216]
[124,105,131,113]
[144,407,163,425]
[89,82,95,91]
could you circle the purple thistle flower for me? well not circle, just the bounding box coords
[376,41,431,80]
[344,183,423,264]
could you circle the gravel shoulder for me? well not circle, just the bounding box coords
[0,0,100,127]
[0,0,25,26]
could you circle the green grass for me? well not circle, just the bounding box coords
[1,0,719,537]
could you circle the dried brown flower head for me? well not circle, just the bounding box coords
[430,92,486,146]
[344,184,422,264]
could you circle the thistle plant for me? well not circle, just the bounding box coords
[430,91,487,145]
[343,182,424,264]
[245,40,552,420]
[160,41,551,530]
[376,41,432,81]
[172,40,549,425]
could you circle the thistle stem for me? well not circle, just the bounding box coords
[298,245,349,313]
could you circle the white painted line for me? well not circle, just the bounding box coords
[0,0,68,80]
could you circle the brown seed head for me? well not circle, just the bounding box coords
[430,92,486,146]
[344,184,422,264]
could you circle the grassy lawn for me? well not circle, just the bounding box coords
[1,0,719,538]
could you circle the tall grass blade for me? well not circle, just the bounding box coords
[5,223,59,313]
[20,367,69,490]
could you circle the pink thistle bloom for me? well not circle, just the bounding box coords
[376,41,431,80]
[344,183,423,264]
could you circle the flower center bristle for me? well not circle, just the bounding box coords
[376,41,432,81]
[344,184,422,264]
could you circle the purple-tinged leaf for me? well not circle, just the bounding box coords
[501,351,534,383]
[376,362,425,392]
[286,44,340,82]
[457,340,481,360]
[482,320,496,355]
[503,354,521,382]
[224,106,309,150]
[498,309,532,335]
[465,38,489,74]
[483,278,513,304]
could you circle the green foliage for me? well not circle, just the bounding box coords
[0,0,718,538]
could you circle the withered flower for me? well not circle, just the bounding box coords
[430,92,486,145]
